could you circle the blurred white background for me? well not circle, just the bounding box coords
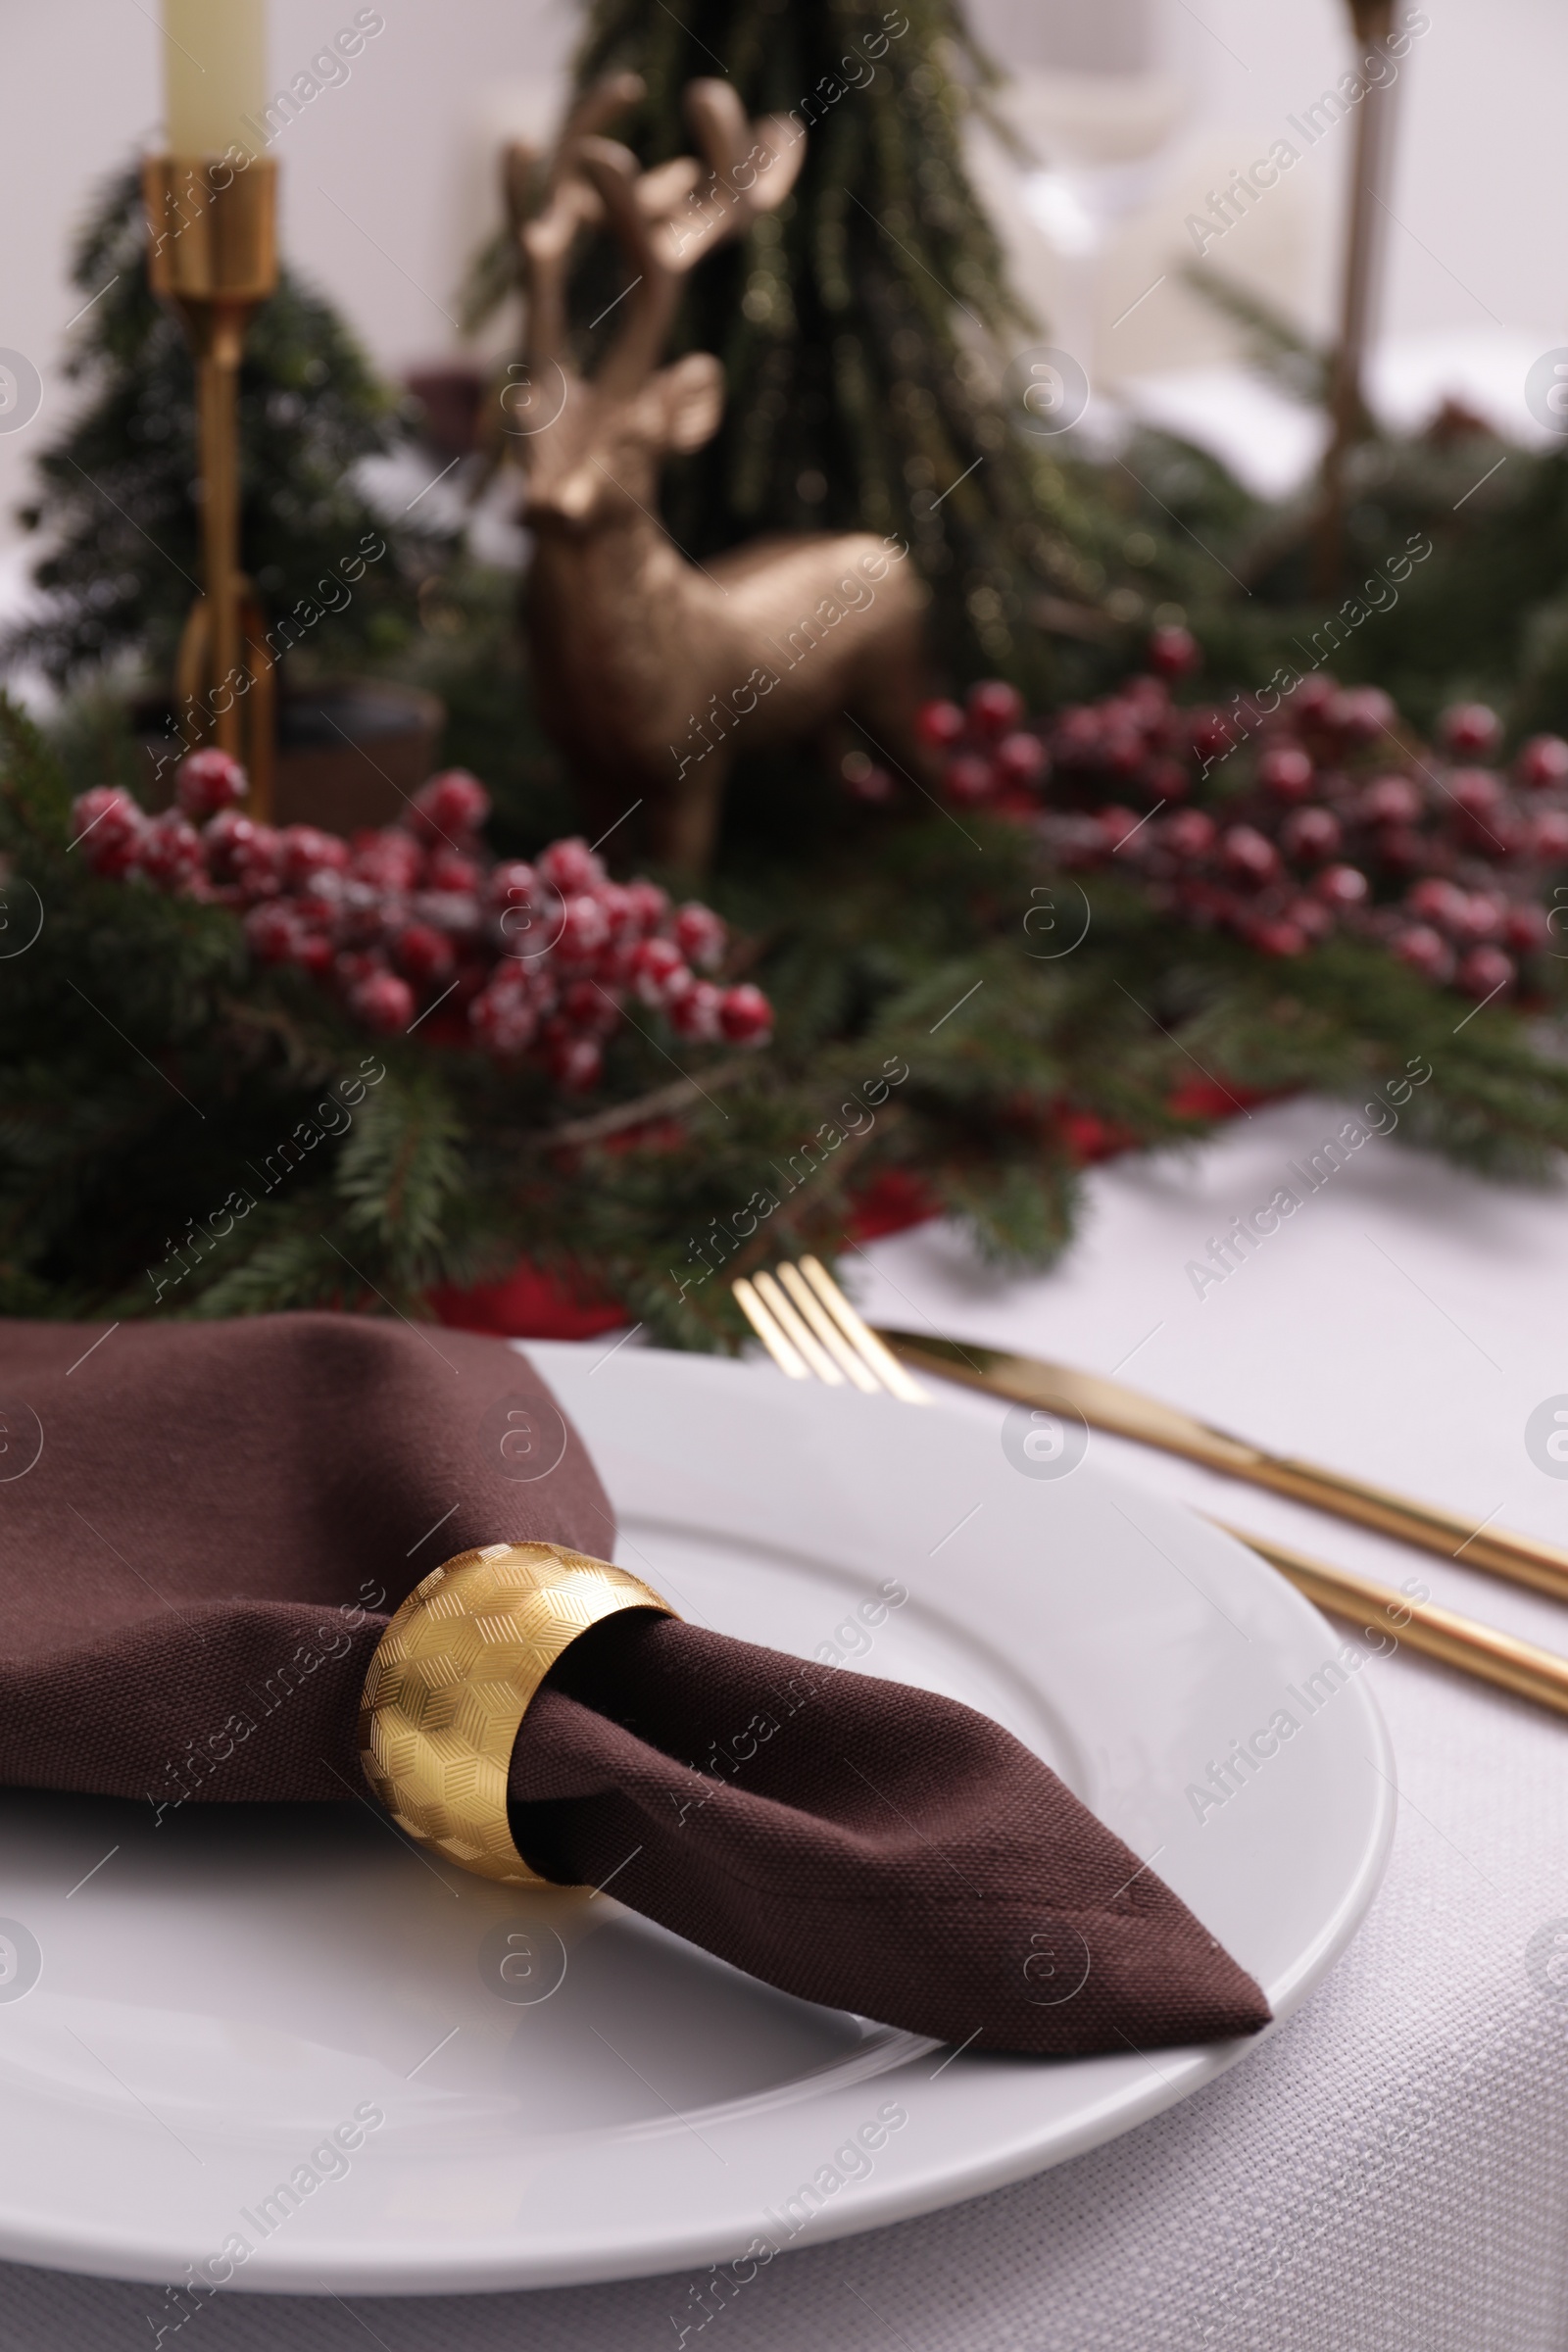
[1,0,1564,564]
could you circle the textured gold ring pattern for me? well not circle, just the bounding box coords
[358,1540,675,1885]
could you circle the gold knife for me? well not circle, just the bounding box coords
[1215,1523,1568,1720]
[877,1329,1568,1607]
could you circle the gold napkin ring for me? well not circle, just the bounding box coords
[357,1540,675,1886]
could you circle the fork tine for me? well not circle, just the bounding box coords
[752,1270,845,1386]
[776,1262,882,1394]
[798,1255,932,1404]
[732,1276,810,1379]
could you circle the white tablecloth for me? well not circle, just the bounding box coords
[7,1098,1568,2349]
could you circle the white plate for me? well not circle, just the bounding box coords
[0,1348,1394,2294]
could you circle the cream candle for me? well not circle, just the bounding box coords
[164,0,268,157]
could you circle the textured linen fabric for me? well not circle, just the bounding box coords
[512,1611,1269,2052]
[0,1313,616,1802]
[4,1100,1567,2346]
[0,1309,1266,2053]
[1,1658,1563,2352]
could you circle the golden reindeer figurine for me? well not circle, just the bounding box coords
[505,75,929,872]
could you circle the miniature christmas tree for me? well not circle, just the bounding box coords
[2,165,437,695]
[466,0,1119,689]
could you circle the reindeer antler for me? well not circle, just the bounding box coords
[506,75,805,415]
[670,81,804,270]
[507,72,647,369]
[578,80,805,395]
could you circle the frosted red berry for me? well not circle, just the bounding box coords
[394,923,457,985]
[621,880,670,935]
[423,845,481,894]
[1148,625,1200,679]
[631,936,687,1006]
[72,788,146,877]
[1361,774,1421,826]
[1189,710,1235,763]
[1325,685,1395,743]
[410,768,490,841]
[1441,703,1500,758]
[139,811,205,893]
[280,825,349,889]
[469,980,539,1056]
[1315,863,1368,907]
[967,680,1026,740]
[1394,925,1451,978]
[1503,902,1551,953]
[536,838,606,895]
[1257,745,1314,802]
[174,748,248,821]
[1161,809,1215,860]
[719,983,773,1045]
[348,970,416,1033]
[1455,891,1505,940]
[555,893,612,965]
[674,903,727,971]
[1292,673,1338,721]
[1517,735,1568,791]
[487,860,537,911]
[1221,825,1279,884]
[1248,916,1307,957]
[233,826,287,902]
[916,700,966,750]
[352,829,422,893]
[1528,809,1568,861]
[945,754,996,805]
[668,977,724,1041]
[243,902,301,963]
[1099,806,1144,853]
[1455,945,1514,998]
[1281,807,1341,862]
[995,732,1048,788]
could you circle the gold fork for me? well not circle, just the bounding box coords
[734,1258,1568,1724]
[732,1257,931,1404]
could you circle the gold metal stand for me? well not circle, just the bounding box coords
[1312,0,1398,596]
[143,155,279,819]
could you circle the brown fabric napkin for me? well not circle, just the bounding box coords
[0,1314,1269,2054]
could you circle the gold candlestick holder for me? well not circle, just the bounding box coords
[143,155,279,820]
[1312,0,1398,596]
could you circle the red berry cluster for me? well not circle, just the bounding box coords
[916,640,1568,1004]
[71,754,772,1090]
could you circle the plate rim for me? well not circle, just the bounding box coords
[0,1345,1396,2293]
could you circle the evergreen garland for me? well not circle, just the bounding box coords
[1130,273,1568,741]
[6,694,1567,1343]
[3,13,1568,1341]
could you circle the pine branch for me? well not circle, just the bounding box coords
[336,1069,467,1277]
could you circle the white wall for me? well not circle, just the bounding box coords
[1145,0,1568,343]
[2,0,1564,561]
[966,0,1568,405]
[0,0,581,568]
